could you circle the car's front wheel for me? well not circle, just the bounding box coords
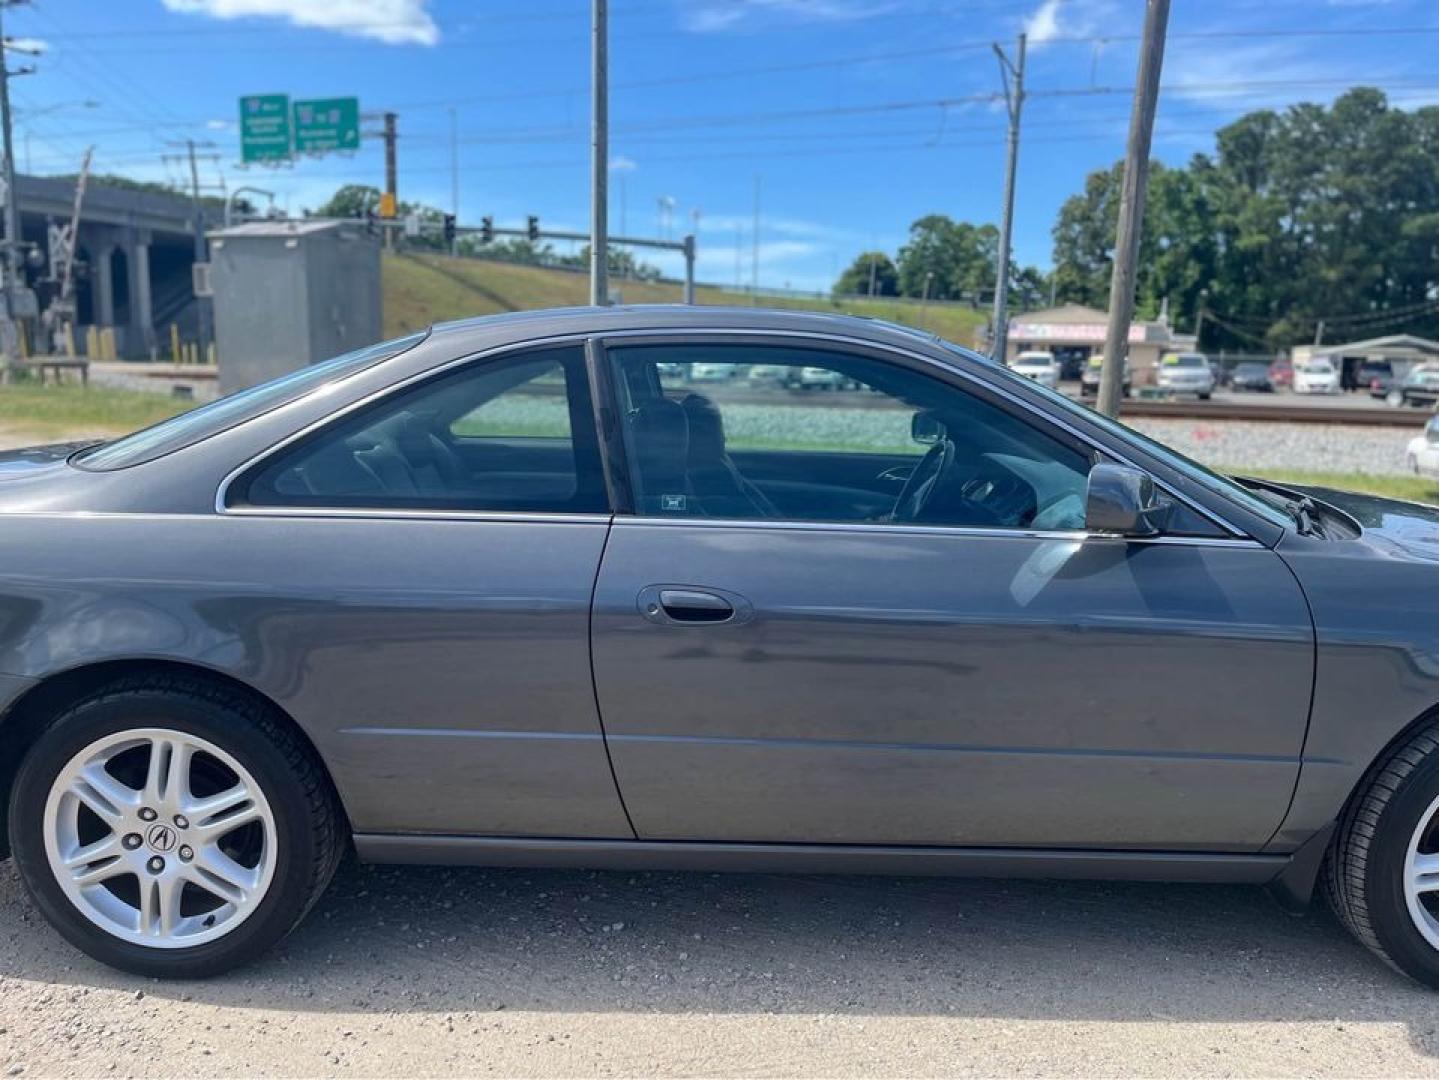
[1326,719,1439,988]
[8,674,344,978]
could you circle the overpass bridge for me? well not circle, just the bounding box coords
[15,173,205,357]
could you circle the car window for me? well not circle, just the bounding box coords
[77,332,428,471]
[235,345,608,514]
[606,343,1095,531]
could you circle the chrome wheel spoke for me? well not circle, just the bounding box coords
[187,784,256,834]
[144,736,193,810]
[68,765,137,824]
[1411,852,1439,895]
[193,847,260,903]
[63,836,124,885]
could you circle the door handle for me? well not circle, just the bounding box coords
[657,589,734,623]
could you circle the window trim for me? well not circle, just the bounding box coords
[591,329,1253,543]
[216,333,611,520]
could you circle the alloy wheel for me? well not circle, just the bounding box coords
[41,727,277,949]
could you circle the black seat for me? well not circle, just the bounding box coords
[681,394,778,519]
[628,399,694,515]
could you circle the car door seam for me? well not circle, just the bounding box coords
[587,514,640,840]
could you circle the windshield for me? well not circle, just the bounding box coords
[1164,354,1206,368]
[937,340,1289,530]
[77,331,427,470]
[1303,362,1333,373]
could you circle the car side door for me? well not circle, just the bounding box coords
[221,342,633,841]
[590,336,1315,852]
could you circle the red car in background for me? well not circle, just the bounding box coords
[1269,359,1294,390]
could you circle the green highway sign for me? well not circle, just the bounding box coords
[293,97,361,155]
[239,94,291,164]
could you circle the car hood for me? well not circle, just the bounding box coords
[0,441,96,480]
[1294,484,1439,561]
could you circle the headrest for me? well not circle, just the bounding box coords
[681,394,726,463]
[628,398,689,489]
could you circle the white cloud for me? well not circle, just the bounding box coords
[1021,0,1114,48]
[680,0,898,34]
[6,37,49,54]
[160,0,439,46]
[1163,40,1333,109]
[609,155,639,173]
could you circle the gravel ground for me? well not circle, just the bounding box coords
[3,857,1439,1077]
[1125,417,1415,475]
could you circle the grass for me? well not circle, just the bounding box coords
[0,383,186,440]
[1217,466,1439,505]
[382,252,989,345]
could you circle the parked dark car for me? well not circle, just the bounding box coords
[1361,359,1395,398]
[1389,365,1439,408]
[1230,362,1273,392]
[6,307,1439,989]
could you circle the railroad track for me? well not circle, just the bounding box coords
[1112,398,1430,427]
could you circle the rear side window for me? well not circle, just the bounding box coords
[234,345,608,515]
[77,332,426,471]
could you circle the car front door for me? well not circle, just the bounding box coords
[590,338,1315,851]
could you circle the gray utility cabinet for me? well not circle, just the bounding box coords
[208,219,382,394]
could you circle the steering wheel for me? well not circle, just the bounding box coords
[892,439,956,522]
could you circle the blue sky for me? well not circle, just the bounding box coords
[8,0,1438,291]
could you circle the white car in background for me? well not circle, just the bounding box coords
[689,362,737,381]
[1293,358,1341,395]
[1010,351,1060,388]
[1157,352,1216,399]
[1407,415,1439,476]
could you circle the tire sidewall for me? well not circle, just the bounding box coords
[8,688,320,978]
[1363,749,1439,986]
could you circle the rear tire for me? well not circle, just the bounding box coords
[8,673,345,978]
[1325,718,1439,988]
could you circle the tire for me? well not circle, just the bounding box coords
[7,673,344,978]
[1198,392,1212,401]
[1325,717,1439,988]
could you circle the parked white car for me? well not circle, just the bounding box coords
[1407,415,1439,476]
[1293,358,1341,395]
[689,362,737,382]
[1157,352,1216,399]
[1010,351,1060,389]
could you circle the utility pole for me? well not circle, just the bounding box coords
[589,0,608,306]
[0,2,37,370]
[448,107,459,256]
[1097,0,1170,418]
[164,138,220,359]
[383,111,398,252]
[868,253,877,297]
[1193,290,1207,350]
[1313,318,1325,348]
[989,32,1026,364]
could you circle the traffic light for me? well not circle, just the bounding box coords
[526,215,540,242]
[442,213,456,246]
[480,216,494,244]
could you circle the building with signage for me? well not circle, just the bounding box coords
[1005,304,1195,382]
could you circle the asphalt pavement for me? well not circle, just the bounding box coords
[2,857,1438,1077]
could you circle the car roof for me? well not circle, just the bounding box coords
[426,305,962,356]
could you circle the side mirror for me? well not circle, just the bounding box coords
[1086,461,1173,537]
[911,411,945,445]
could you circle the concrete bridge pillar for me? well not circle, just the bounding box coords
[93,242,116,328]
[129,230,154,355]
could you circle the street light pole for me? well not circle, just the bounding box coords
[589,0,609,306]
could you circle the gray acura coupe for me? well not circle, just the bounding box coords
[2,306,1439,985]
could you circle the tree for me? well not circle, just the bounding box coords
[1050,89,1439,349]
[896,215,996,300]
[833,251,898,296]
[313,184,381,218]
